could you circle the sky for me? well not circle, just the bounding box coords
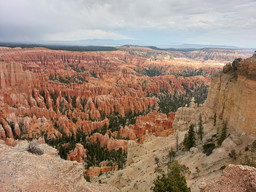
[0,0,255,48]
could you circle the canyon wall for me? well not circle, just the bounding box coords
[205,53,256,136]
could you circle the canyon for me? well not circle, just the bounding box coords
[0,46,221,165]
[96,52,256,191]
[0,45,255,192]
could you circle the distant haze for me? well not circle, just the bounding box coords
[0,0,256,48]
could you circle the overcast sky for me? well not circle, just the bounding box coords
[0,0,255,47]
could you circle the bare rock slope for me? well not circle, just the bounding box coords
[0,141,119,192]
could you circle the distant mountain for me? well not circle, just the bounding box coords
[46,39,140,46]
[168,44,239,49]
[1,40,254,50]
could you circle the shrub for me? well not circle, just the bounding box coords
[155,157,160,166]
[84,172,91,182]
[26,142,44,155]
[229,149,237,160]
[203,143,216,156]
[241,154,256,168]
[168,149,176,162]
[220,165,226,170]
[152,160,191,192]
[251,140,256,150]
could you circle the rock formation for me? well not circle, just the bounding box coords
[67,143,87,163]
[173,97,204,131]
[89,133,128,151]
[0,46,222,178]
[0,62,32,89]
[205,53,256,136]
[202,165,256,192]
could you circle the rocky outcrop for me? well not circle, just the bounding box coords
[0,141,119,192]
[173,97,205,131]
[67,143,87,163]
[202,165,256,192]
[205,53,256,136]
[89,133,128,151]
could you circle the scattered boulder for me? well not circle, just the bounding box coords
[26,142,44,155]
[221,137,237,151]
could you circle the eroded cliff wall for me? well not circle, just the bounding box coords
[205,53,256,136]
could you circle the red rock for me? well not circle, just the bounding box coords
[89,133,128,151]
[88,166,118,178]
[67,143,87,163]
[202,164,256,192]
[5,138,19,146]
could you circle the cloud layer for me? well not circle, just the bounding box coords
[0,0,255,47]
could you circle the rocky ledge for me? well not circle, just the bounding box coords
[0,141,119,192]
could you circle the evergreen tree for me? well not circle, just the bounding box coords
[218,122,227,146]
[198,114,203,140]
[152,160,191,192]
[183,124,196,150]
[213,113,217,126]
[183,133,188,149]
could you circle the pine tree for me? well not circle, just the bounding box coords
[183,133,188,149]
[213,113,217,126]
[198,114,203,140]
[218,122,227,146]
[184,124,196,150]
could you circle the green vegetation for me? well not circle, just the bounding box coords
[203,143,216,156]
[241,154,256,168]
[239,140,256,168]
[154,84,208,114]
[142,66,165,77]
[107,111,147,133]
[168,149,176,162]
[152,160,191,192]
[183,124,196,150]
[49,73,88,84]
[228,149,237,160]
[44,128,127,170]
[217,122,228,146]
[198,114,204,140]
[213,113,217,126]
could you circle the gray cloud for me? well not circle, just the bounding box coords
[0,0,255,47]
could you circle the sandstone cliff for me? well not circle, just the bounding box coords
[0,141,119,192]
[205,53,256,136]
